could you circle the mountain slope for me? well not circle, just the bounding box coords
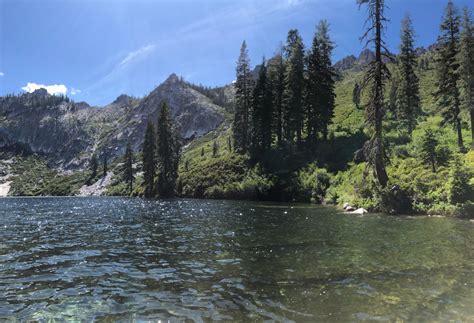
[0,74,227,168]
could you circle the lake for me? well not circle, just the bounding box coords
[0,197,473,321]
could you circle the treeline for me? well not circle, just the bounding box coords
[232,21,336,162]
[141,102,181,197]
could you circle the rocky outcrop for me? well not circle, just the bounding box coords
[78,172,114,196]
[0,73,227,169]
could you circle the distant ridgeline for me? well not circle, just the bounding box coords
[1,0,473,218]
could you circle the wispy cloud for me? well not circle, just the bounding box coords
[119,44,156,67]
[71,88,81,95]
[0,72,4,77]
[21,82,67,95]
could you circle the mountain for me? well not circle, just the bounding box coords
[334,48,398,73]
[0,74,226,169]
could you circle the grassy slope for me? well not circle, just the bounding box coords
[178,56,474,216]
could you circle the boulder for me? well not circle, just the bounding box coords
[350,208,368,215]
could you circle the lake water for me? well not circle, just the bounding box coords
[0,197,473,321]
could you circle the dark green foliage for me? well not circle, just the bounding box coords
[156,102,180,197]
[358,0,390,187]
[435,0,464,150]
[283,29,305,145]
[233,41,253,153]
[142,120,156,198]
[122,142,134,194]
[449,156,474,204]
[88,153,98,184]
[397,14,421,134]
[227,136,232,152]
[268,50,286,145]
[419,129,439,172]
[212,141,219,157]
[102,154,108,178]
[460,8,474,148]
[250,59,273,159]
[352,82,361,109]
[314,21,336,141]
[201,147,205,157]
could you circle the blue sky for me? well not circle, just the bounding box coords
[0,0,472,106]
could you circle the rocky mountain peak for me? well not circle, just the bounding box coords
[164,73,180,85]
[31,88,49,97]
[112,94,133,105]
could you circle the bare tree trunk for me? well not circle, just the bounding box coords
[471,108,474,149]
[374,0,389,187]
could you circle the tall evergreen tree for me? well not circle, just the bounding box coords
[316,21,336,141]
[268,48,285,146]
[460,7,474,148]
[89,153,98,180]
[233,41,253,153]
[358,0,390,187]
[156,102,180,197]
[212,140,219,157]
[142,120,156,198]
[283,29,305,145]
[250,59,273,159]
[123,142,134,194]
[435,0,464,151]
[102,154,108,178]
[420,129,439,172]
[305,25,323,144]
[397,14,421,135]
[353,82,361,110]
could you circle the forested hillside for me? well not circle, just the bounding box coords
[1,0,473,218]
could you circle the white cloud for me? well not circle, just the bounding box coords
[71,88,81,95]
[0,72,4,76]
[119,44,156,67]
[21,82,68,95]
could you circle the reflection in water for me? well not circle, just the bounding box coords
[0,197,473,321]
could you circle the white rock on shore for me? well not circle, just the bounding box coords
[0,181,12,197]
[78,172,113,196]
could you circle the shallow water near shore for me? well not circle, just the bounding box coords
[0,197,473,321]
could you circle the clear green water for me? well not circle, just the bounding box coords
[0,197,473,322]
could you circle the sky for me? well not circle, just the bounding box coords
[0,0,472,106]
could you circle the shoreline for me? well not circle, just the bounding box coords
[1,195,473,221]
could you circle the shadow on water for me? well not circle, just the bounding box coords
[0,197,473,321]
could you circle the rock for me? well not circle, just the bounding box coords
[349,208,368,215]
[343,203,357,212]
[343,202,350,209]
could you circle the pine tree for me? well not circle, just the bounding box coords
[250,59,273,159]
[268,48,285,146]
[397,14,421,135]
[283,29,305,145]
[89,153,98,181]
[212,140,219,157]
[420,129,438,172]
[435,0,464,151]
[201,147,205,157]
[156,102,180,197]
[142,120,156,198]
[358,0,390,187]
[123,142,134,194]
[460,7,474,149]
[233,41,253,153]
[305,25,323,145]
[102,154,108,178]
[316,21,336,141]
[227,136,232,152]
[353,82,361,110]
